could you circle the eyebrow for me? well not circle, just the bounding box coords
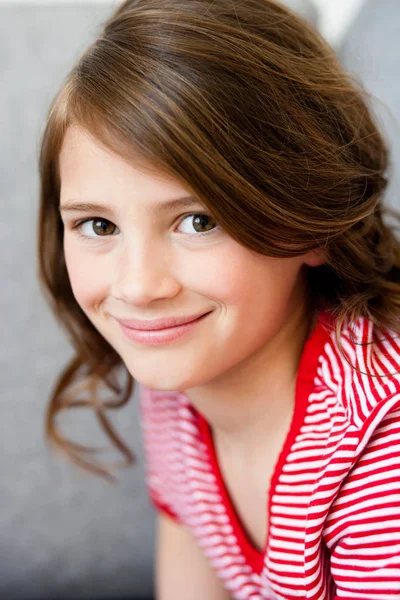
[59,196,201,219]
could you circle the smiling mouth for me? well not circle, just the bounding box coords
[116,311,213,331]
[117,311,213,345]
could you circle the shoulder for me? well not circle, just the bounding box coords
[317,313,400,431]
[322,320,400,586]
[138,384,198,523]
[139,384,198,450]
[139,384,195,428]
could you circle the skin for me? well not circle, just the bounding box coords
[59,124,324,463]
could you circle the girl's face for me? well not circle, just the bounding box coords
[59,125,323,391]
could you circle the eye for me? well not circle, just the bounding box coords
[177,213,219,237]
[73,218,119,240]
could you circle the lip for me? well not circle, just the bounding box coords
[117,311,212,345]
[115,311,211,331]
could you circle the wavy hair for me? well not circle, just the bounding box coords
[38,0,400,482]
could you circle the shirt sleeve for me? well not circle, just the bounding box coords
[327,394,400,598]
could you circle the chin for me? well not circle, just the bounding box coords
[124,366,188,392]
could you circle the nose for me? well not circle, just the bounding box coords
[111,237,181,306]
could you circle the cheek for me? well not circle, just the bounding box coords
[64,243,108,311]
[190,245,252,301]
[203,245,302,308]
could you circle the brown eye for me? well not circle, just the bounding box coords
[92,219,117,236]
[192,214,216,233]
[73,218,119,241]
[178,213,219,237]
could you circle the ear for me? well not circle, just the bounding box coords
[302,247,325,268]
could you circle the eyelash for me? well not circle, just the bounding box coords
[71,212,220,243]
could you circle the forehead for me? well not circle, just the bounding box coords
[58,125,196,208]
[59,125,133,175]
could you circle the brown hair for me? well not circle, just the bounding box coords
[38,0,400,482]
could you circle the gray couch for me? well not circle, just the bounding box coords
[1,1,398,598]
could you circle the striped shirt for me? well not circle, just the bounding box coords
[139,309,400,599]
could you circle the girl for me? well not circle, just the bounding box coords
[38,0,400,598]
